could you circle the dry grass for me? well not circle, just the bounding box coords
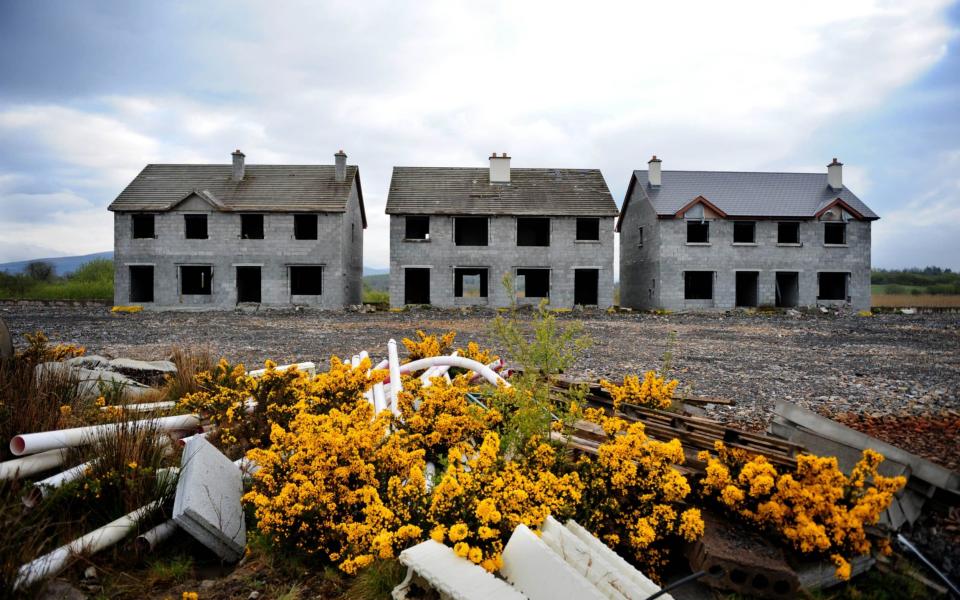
[872,293,960,308]
[162,346,215,401]
[0,344,87,463]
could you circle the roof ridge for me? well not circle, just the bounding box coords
[635,168,827,176]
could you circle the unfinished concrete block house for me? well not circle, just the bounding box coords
[108,150,366,309]
[385,153,618,308]
[617,157,878,311]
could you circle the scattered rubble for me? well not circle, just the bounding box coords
[35,361,153,401]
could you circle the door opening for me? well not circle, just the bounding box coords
[574,269,599,305]
[236,266,261,303]
[404,268,430,304]
[775,272,799,307]
[735,272,758,307]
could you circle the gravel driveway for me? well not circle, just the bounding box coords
[3,304,958,434]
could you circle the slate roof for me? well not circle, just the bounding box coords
[616,170,878,231]
[108,164,366,226]
[385,167,618,216]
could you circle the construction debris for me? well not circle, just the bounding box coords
[770,400,960,530]
[393,540,525,600]
[35,361,153,401]
[173,436,246,562]
[687,511,798,598]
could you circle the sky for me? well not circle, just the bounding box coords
[0,0,958,270]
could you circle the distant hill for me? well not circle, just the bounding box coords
[1,252,390,279]
[0,251,114,276]
[364,273,389,292]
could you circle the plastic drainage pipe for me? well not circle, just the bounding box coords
[10,414,201,457]
[420,351,459,387]
[398,356,511,388]
[100,401,177,413]
[0,448,69,481]
[246,361,316,378]
[22,460,96,508]
[469,358,505,383]
[15,500,162,590]
[134,519,179,555]
[387,340,403,416]
[373,383,387,414]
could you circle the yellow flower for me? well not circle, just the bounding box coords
[468,547,483,564]
[127,461,138,469]
[59,405,72,416]
[831,554,851,581]
[448,523,469,542]
[453,542,470,558]
[182,593,199,600]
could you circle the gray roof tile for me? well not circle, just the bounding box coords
[385,167,618,216]
[108,164,365,225]
[617,170,877,230]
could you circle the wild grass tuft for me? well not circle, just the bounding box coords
[162,346,215,402]
[345,559,407,600]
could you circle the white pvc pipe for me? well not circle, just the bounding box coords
[373,359,388,371]
[373,382,387,414]
[10,413,200,457]
[398,356,510,388]
[134,519,179,555]
[420,351,459,387]
[15,500,161,590]
[469,358,505,383]
[0,448,69,481]
[100,401,177,413]
[246,361,316,378]
[22,460,96,508]
[387,340,402,416]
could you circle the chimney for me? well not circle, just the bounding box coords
[231,149,245,181]
[647,155,662,186]
[827,158,843,190]
[335,149,347,182]
[489,152,511,183]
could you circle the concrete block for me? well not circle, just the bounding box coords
[500,524,607,600]
[393,539,525,600]
[108,358,177,385]
[561,519,665,599]
[173,436,246,561]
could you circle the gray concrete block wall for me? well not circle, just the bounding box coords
[113,193,361,309]
[618,185,661,309]
[620,204,872,311]
[340,181,364,305]
[389,215,615,308]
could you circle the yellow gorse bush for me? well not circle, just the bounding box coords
[242,360,703,579]
[428,432,582,572]
[178,357,386,455]
[458,341,499,366]
[600,371,678,411]
[397,375,502,460]
[576,409,704,577]
[698,441,905,580]
[401,330,457,361]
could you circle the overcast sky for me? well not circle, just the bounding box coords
[1,0,958,270]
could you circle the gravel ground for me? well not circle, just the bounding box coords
[3,304,958,433]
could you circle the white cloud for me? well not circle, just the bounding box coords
[0,0,955,266]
